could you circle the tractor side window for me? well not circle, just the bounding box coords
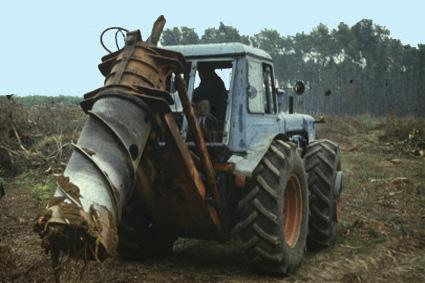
[263,64,276,114]
[248,61,265,113]
[189,60,233,142]
[193,65,232,91]
[192,61,232,122]
[248,61,276,114]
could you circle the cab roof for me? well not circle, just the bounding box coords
[165,42,273,61]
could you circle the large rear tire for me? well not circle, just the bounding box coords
[236,140,309,275]
[304,139,342,251]
[118,192,175,260]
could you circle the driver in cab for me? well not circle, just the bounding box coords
[192,64,228,122]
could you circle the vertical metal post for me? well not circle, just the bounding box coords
[174,75,220,206]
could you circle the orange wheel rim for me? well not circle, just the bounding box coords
[283,175,303,247]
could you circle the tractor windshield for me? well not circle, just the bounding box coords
[192,61,232,120]
[191,60,233,142]
[167,60,234,143]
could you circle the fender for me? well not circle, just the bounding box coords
[228,133,283,177]
[228,114,316,177]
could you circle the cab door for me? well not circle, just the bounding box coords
[244,58,280,147]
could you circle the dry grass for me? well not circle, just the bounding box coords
[379,115,425,156]
[0,97,85,177]
[1,108,424,282]
[310,114,425,282]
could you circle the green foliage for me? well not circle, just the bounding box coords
[162,26,199,45]
[201,22,249,44]
[15,95,82,106]
[15,170,56,205]
[161,19,424,117]
[32,180,55,204]
[161,22,249,46]
[251,29,282,55]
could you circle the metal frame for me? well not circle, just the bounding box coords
[182,57,236,145]
[167,43,317,175]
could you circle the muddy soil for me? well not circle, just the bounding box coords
[1,116,424,282]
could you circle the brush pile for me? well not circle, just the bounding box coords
[379,115,425,157]
[0,96,84,177]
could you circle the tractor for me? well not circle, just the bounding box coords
[34,16,343,275]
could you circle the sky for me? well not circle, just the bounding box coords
[0,0,424,96]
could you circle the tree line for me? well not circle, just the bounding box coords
[13,95,82,106]
[161,20,425,117]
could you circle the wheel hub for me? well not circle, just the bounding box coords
[283,175,303,248]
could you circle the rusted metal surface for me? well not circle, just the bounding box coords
[146,15,166,45]
[34,177,118,260]
[34,92,153,261]
[33,16,178,261]
[136,113,222,238]
[175,76,220,206]
[34,16,222,264]
[212,162,235,172]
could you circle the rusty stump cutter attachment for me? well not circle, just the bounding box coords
[34,16,188,261]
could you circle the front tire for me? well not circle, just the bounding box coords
[304,139,342,251]
[236,140,309,275]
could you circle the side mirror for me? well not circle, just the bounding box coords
[294,81,305,95]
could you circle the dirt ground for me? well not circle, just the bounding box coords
[1,116,424,282]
